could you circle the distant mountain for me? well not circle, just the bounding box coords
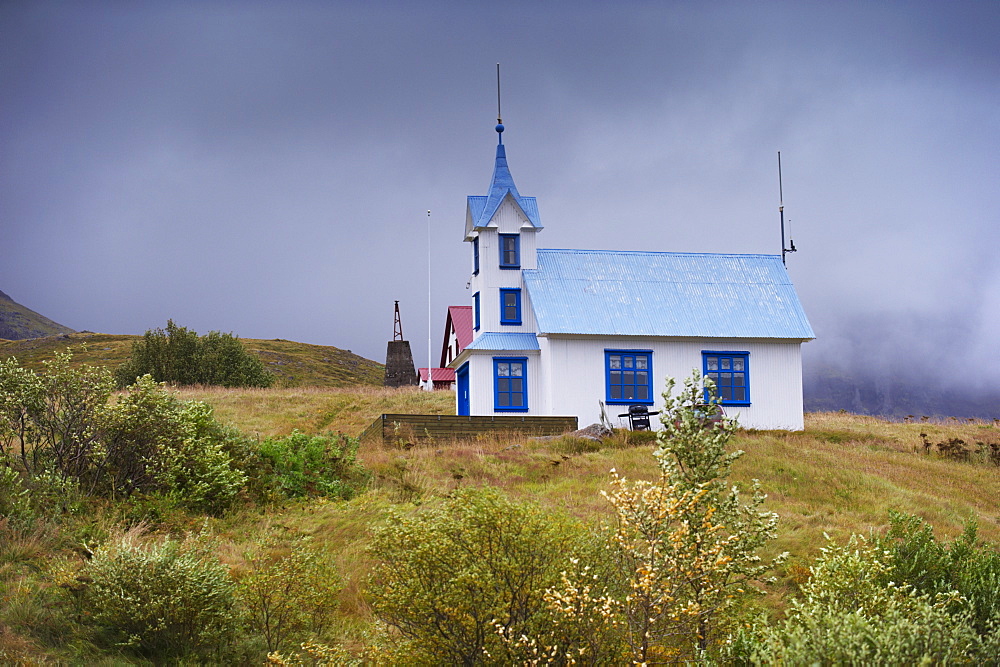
[0,290,75,340]
[804,363,1000,420]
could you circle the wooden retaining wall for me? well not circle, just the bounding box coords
[359,414,579,446]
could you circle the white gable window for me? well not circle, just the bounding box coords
[703,351,750,406]
[472,237,480,275]
[473,292,481,331]
[605,350,653,405]
[499,234,520,269]
[494,357,527,411]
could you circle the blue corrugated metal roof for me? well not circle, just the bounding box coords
[465,332,540,351]
[468,144,542,229]
[522,250,815,339]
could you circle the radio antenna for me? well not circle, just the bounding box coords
[778,151,797,266]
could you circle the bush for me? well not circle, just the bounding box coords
[83,527,237,660]
[259,430,365,500]
[756,534,989,664]
[367,487,584,664]
[874,511,1000,639]
[97,375,247,513]
[115,319,274,388]
[236,535,341,653]
[1,351,114,481]
[1,354,252,513]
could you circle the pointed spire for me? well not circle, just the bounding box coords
[496,62,504,145]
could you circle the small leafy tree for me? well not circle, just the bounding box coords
[0,356,46,472]
[236,535,341,653]
[115,319,273,388]
[0,350,115,487]
[368,487,583,664]
[499,372,784,662]
[642,371,785,656]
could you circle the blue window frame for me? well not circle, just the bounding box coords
[499,288,521,325]
[703,351,750,406]
[605,350,653,405]
[473,291,481,331]
[499,234,520,269]
[494,357,527,411]
[472,237,480,275]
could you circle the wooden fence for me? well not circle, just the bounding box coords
[359,413,579,446]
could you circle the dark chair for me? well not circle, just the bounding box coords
[618,404,659,431]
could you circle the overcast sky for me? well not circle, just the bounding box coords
[2,1,998,390]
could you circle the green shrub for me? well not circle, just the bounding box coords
[99,376,247,513]
[115,319,273,388]
[367,487,584,664]
[236,535,341,653]
[756,534,989,664]
[83,527,237,660]
[259,430,364,500]
[0,466,33,528]
[0,351,114,482]
[874,511,1000,639]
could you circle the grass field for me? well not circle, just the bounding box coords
[178,384,1000,551]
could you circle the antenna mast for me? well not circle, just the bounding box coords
[778,151,797,266]
[496,63,502,125]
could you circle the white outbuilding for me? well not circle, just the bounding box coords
[449,122,815,430]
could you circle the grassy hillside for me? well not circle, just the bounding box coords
[175,384,1000,549]
[0,289,74,340]
[188,389,1000,646]
[0,332,384,387]
[3,378,999,662]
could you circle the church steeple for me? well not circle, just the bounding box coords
[464,125,543,239]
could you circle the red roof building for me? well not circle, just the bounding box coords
[440,305,473,367]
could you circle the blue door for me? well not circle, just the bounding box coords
[456,362,470,416]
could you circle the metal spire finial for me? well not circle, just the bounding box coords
[495,63,504,144]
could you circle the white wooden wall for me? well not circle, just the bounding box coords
[463,350,543,416]
[466,197,538,337]
[538,336,806,430]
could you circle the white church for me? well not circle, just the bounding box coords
[444,121,814,431]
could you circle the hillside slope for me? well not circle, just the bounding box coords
[176,386,1000,549]
[0,332,384,388]
[0,290,75,340]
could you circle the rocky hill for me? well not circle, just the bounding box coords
[0,290,75,340]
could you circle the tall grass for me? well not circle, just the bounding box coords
[176,385,454,437]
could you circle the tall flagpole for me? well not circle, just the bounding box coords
[426,209,432,391]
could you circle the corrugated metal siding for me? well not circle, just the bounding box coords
[465,351,543,416]
[541,337,805,430]
[523,250,814,339]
